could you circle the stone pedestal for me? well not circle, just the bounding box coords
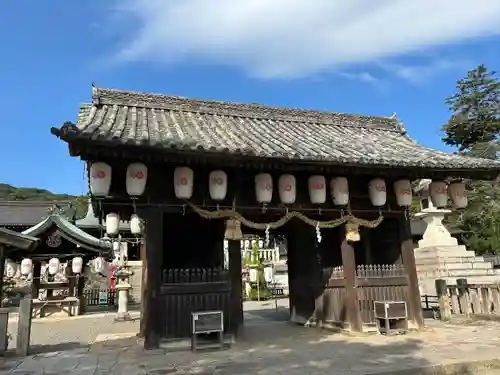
[114,268,133,322]
[415,209,500,296]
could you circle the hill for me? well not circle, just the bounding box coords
[0,184,77,201]
[0,184,88,219]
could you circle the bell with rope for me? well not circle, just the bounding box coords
[345,222,361,242]
[224,218,243,240]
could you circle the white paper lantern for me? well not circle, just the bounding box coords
[174,167,194,199]
[126,162,148,196]
[130,214,142,235]
[20,258,32,276]
[393,179,413,207]
[48,258,60,275]
[330,177,349,206]
[449,182,467,209]
[255,173,273,203]
[89,162,112,197]
[308,175,326,204]
[93,257,106,274]
[430,181,448,208]
[278,174,296,204]
[368,178,387,206]
[72,257,83,274]
[5,260,18,278]
[209,170,228,201]
[106,213,120,235]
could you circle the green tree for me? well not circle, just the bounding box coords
[441,65,500,254]
[442,64,500,154]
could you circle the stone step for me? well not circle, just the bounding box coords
[417,262,494,271]
[415,256,485,264]
[417,268,500,277]
[415,249,477,258]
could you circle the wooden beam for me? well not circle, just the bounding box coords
[399,216,424,329]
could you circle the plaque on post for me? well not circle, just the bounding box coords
[191,310,224,352]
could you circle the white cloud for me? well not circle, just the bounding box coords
[380,60,472,85]
[112,0,500,78]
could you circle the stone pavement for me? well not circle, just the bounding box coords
[2,317,500,374]
[2,301,500,374]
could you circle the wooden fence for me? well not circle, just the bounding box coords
[158,268,231,339]
[435,278,500,320]
[82,288,116,310]
[309,264,409,327]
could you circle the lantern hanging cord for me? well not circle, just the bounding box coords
[188,204,383,230]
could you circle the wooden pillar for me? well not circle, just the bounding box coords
[340,225,362,332]
[31,261,41,300]
[138,240,147,338]
[0,247,5,306]
[66,260,76,297]
[76,263,86,315]
[142,209,163,350]
[399,215,424,329]
[228,239,243,335]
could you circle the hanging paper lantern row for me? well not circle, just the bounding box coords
[90,161,467,210]
[90,161,149,198]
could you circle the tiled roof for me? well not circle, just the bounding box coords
[0,201,74,227]
[51,86,500,171]
[0,227,39,250]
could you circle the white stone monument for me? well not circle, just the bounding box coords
[414,180,500,296]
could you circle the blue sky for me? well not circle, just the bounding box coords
[1,0,500,196]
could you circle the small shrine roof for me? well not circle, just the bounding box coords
[0,201,73,227]
[22,210,112,253]
[75,200,131,231]
[51,85,500,174]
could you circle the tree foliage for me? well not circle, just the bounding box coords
[442,64,500,153]
[441,65,500,254]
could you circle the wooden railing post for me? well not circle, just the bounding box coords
[456,278,470,316]
[435,279,451,321]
